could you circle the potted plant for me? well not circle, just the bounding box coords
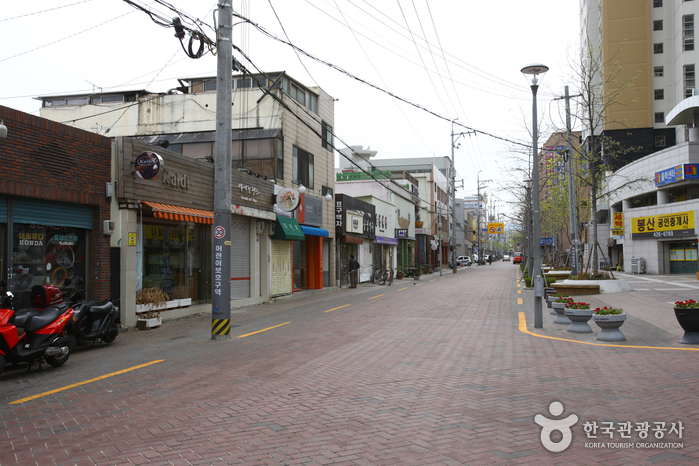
[170,284,192,308]
[415,209,423,228]
[548,292,568,314]
[564,302,594,333]
[552,297,573,324]
[135,286,168,329]
[593,306,626,341]
[673,300,699,344]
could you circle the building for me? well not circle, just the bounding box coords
[39,72,337,325]
[338,147,452,271]
[580,0,697,165]
[0,106,112,310]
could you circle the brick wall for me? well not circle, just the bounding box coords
[0,105,113,301]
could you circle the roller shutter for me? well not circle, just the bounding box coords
[230,215,250,300]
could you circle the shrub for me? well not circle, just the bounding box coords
[525,277,532,287]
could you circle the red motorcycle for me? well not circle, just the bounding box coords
[0,280,74,375]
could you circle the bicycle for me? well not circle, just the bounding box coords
[406,266,421,280]
[385,267,394,286]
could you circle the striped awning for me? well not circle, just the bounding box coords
[142,201,214,224]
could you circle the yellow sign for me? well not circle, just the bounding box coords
[631,211,695,239]
[128,232,137,246]
[613,212,623,229]
[487,222,505,234]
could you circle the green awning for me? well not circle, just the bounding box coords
[272,216,306,241]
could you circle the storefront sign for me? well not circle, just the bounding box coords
[611,228,624,237]
[49,234,78,246]
[685,164,699,180]
[347,211,364,234]
[396,229,408,238]
[128,232,137,246]
[161,169,189,189]
[134,151,164,180]
[231,204,276,220]
[374,236,399,245]
[415,227,432,235]
[464,201,484,210]
[613,212,624,229]
[297,195,323,227]
[334,194,375,239]
[231,170,274,211]
[236,182,260,204]
[276,187,300,212]
[631,210,695,239]
[18,232,44,246]
[655,165,684,186]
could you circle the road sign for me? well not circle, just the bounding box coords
[487,222,504,234]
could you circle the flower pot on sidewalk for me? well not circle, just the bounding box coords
[564,308,594,333]
[552,302,571,324]
[593,313,627,341]
[673,307,699,344]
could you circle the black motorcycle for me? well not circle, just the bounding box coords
[66,280,120,346]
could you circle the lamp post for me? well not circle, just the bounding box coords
[521,63,548,329]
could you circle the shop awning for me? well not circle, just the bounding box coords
[272,216,306,241]
[142,201,214,224]
[300,225,329,237]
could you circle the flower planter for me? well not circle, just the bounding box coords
[564,308,594,333]
[136,317,162,330]
[166,300,179,310]
[552,302,571,324]
[673,307,699,344]
[593,313,626,341]
[179,298,192,308]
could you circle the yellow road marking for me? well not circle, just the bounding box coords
[517,312,699,351]
[9,360,165,405]
[369,294,385,299]
[238,322,290,338]
[517,284,521,288]
[325,304,350,313]
[397,287,408,291]
[517,298,523,305]
[517,289,522,294]
[430,279,436,282]
[416,283,424,286]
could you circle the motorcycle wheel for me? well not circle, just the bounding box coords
[0,353,5,376]
[412,270,421,280]
[101,327,119,344]
[46,345,71,367]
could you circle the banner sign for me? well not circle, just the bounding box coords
[613,212,623,229]
[631,210,695,239]
[395,229,408,238]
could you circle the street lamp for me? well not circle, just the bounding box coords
[521,63,548,329]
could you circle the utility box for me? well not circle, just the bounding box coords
[631,257,645,274]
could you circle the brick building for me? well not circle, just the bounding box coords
[0,106,112,309]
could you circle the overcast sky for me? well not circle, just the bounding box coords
[0,0,581,219]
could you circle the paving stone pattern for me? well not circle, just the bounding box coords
[1,263,697,465]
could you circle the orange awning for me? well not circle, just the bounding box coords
[142,201,214,224]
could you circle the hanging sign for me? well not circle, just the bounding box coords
[276,187,300,212]
[134,151,164,180]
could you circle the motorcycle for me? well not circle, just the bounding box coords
[0,280,74,375]
[67,280,120,346]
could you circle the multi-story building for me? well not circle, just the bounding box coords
[580,0,697,164]
[39,72,336,325]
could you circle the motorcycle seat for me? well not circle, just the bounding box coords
[89,301,113,317]
[13,309,42,329]
[24,306,62,333]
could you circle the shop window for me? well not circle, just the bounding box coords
[11,225,88,310]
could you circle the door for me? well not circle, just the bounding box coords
[230,216,250,299]
[669,241,698,274]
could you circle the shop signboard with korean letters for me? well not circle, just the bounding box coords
[631,211,695,239]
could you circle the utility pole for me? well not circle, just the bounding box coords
[476,171,490,265]
[438,203,443,276]
[211,2,233,340]
[451,121,475,271]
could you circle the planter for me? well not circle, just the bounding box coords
[136,317,162,330]
[552,302,571,324]
[179,298,192,308]
[673,307,699,344]
[564,308,594,333]
[593,313,627,341]
[166,300,178,309]
[415,221,424,228]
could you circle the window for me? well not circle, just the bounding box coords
[654,89,665,100]
[685,65,696,98]
[684,15,695,51]
[654,66,664,77]
[656,135,666,147]
[655,112,665,123]
[654,20,663,31]
[236,78,251,89]
[231,138,275,179]
[100,95,124,103]
[654,43,664,54]
[283,78,318,114]
[66,97,88,105]
[276,137,284,180]
[654,0,662,6]
[205,81,217,92]
[321,121,333,151]
[292,146,314,189]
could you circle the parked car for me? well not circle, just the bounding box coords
[513,252,523,264]
[503,254,510,262]
[457,256,471,266]
[473,254,479,262]
[484,254,490,263]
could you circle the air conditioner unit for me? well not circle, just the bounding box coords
[268,222,276,236]
[256,220,266,234]
[103,220,115,235]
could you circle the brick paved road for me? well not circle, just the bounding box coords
[1,262,697,465]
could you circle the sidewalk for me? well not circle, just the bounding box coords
[519,270,699,349]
